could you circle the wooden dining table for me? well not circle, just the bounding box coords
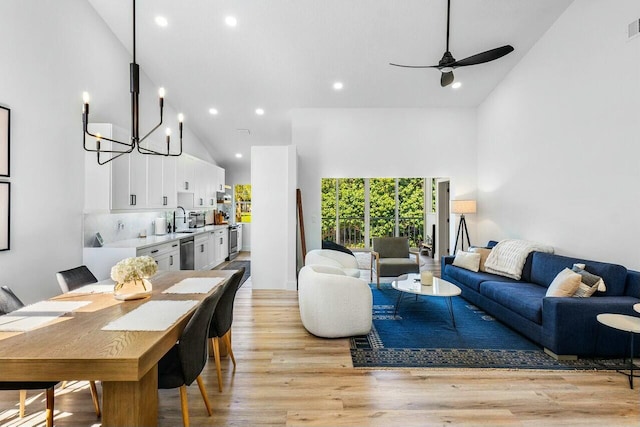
[0,270,234,426]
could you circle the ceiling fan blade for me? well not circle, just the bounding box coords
[441,71,454,87]
[389,63,439,69]
[452,45,514,67]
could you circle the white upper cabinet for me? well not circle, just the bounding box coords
[215,165,225,192]
[84,125,222,212]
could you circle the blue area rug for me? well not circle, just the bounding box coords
[350,284,628,370]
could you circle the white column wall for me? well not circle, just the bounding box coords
[292,108,477,252]
[0,1,212,302]
[477,0,640,269]
[251,146,297,290]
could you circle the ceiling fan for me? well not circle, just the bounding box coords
[390,0,514,87]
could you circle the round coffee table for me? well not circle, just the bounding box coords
[596,313,640,389]
[391,273,461,328]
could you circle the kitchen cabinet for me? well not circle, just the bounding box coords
[213,228,228,265]
[85,123,177,211]
[137,241,180,271]
[215,165,225,192]
[176,154,195,193]
[206,230,217,269]
[194,233,209,270]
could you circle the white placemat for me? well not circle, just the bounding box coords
[15,300,92,314]
[0,315,62,332]
[102,300,199,331]
[162,277,225,294]
[68,284,115,294]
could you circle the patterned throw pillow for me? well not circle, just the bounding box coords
[572,265,606,294]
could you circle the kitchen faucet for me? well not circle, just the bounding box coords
[173,206,186,232]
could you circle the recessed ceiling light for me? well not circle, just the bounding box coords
[333,81,344,91]
[155,16,168,27]
[209,108,218,115]
[225,16,238,27]
[235,153,243,158]
[255,108,265,116]
[451,82,462,89]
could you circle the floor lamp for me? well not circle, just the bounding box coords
[451,200,476,254]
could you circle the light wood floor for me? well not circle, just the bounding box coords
[1,253,638,426]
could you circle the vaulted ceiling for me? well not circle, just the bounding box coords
[88,0,574,170]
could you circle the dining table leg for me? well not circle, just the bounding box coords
[101,364,158,426]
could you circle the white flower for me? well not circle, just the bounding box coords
[111,256,158,284]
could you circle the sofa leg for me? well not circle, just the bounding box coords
[544,348,577,361]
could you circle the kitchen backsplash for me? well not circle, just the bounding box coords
[83,211,171,247]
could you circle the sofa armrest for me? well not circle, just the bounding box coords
[542,296,640,356]
[441,255,455,277]
[409,250,420,265]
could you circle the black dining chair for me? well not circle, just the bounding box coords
[0,285,101,424]
[208,268,245,392]
[0,286,58,426]
[54,266,102,415]
[158,283,225,427]
[56,265,98,293]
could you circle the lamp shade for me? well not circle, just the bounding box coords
[451,200,477,214]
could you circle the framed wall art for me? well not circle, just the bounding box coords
[0,182,9,251]
[0,106,9,177]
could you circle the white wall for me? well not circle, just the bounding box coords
[292,108,477,252]
[251,145,297,290]
[477,0,640,269]
[0,1,212,302]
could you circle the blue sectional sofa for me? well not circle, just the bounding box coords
[441,243,640,358]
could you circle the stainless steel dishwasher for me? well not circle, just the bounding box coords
[179,236,194,270]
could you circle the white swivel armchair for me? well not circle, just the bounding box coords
[298,264,372,338]
[305,249,361,278]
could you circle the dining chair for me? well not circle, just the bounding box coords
[0,287,57,426]
[370,237,420,288]
[158,283,225,427]
[56,265,98,293]
[0,285,101,422]
[54,267,102,414]
[208,268,245,392]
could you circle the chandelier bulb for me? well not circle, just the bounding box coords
[178,113,184,123]
[158,87,166,98]
[82,91,90,104]
[165,128,171,136]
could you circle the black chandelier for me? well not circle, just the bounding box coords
[82,0,183,165]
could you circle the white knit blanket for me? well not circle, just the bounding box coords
[484,239,554,280]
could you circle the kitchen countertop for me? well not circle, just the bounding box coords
[100,225,230,250]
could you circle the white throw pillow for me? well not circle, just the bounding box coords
[469,247,492,272]
[452,251,481,272]
[546,268,582,297]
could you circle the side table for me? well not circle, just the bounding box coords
[596,313,640,389]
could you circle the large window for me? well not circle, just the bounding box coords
[321,177,426,249]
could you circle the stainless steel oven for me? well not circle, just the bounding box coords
[228,225,239,261]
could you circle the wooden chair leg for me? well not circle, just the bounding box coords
[195,375,213,416]
[19,389,26,418]
[212,337,223,392]
[60,381,68,390]
[89,381,101,417]
[179,385,190,427]
[376,265,381,289]
[45,387,54,427]
[223,333,236,369]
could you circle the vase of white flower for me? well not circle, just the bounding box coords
[111,256,157,301]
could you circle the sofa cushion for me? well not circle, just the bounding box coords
[529,252,627,296]
[479,281,546,324]
[443,264,519,292]
[625,270,640,298]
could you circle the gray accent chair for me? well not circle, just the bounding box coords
[370,237,420,288]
